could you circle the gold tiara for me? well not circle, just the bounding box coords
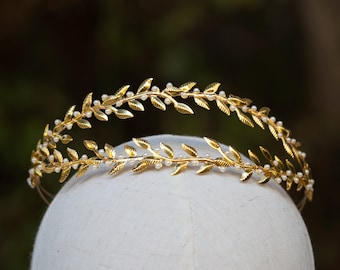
[27,78,314,209]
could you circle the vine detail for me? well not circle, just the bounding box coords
[28,78,314,209]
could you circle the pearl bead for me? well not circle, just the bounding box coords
[164,98,171,105]
[126,91,134,97]
[219,91,226,97]
[181,92,188,99]
[155,163,162,170]
[151,86,160,92]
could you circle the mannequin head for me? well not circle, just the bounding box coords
[31,135,314,269]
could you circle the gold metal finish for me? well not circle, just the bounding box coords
[27,78,314,209]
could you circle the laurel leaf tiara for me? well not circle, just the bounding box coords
[27,78,314,209]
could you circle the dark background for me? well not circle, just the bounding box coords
[1,0,339,269]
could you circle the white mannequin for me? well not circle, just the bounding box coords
[31,134,314,269]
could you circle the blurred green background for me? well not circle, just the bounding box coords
[1,0,339,269]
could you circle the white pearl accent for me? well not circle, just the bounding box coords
[219,91,226,97]
[126,91,134,97]
[73,111,80,117]
[54,119,61,125]
[165,160,172,166]
[219,166,227,172]
[164,98,171,105]
[181,92,188,99]
[155,163,162,170]
[151,86,160,92]
[93,100,101,106]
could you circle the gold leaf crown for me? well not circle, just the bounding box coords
[28,78,314,209]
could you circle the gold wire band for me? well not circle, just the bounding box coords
[28,78,314,208]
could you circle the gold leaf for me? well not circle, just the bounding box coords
[44,164,55,174]
[229,146,242,163]
[48,141,57,149]
[40,146,50,157]
[196,163,214,174]
[268,124,278,140]
[82,93,93,113]
[216,99,230,115]
[131,161,148,173]
[258,175,271,184]
[296,181,304,191]
[174,102,194,114]
[124,144,137,157]
[160,142,174,158]
[236,109,254,127]
[128,100,145,111]
[109,162,126,175]
[164,86,182,96]
[194,97,210,110]
[115,109,134,119]
[274,155,284,170]
[259,107,270,116]
[259,146,272,161]
[133,137,150,149]
[64,105,75,122]
[248,149,260,166]
[221,154,235,166]
[84,140,98,151]
[76,119,92,129]
[43,124,50,139]
[214,157,232,167]
[240,170,253,181]
[53,149,63,163]
[171,162,188,176]
[67,147,79,161]
[102,95,120,106]
[115,85,130,97]
[286,178,293,190]
[94,110,108,121]
[204,137,220,150]
[151,96,166,111]
[104,143,115,159]
[204,82,220,94]
[141,157,160,165]
[76,164,89,177]
[282,139,294,158]
[227,95,243,106]
[61,134,73,144]
[59,166,71,183]
[179,81,196,91]
[137,78,153,93]
[252,115,265,129]
[306,189,313,202]
[241,98,252,106]
[181,143,198,157]
[285,159,296,173]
